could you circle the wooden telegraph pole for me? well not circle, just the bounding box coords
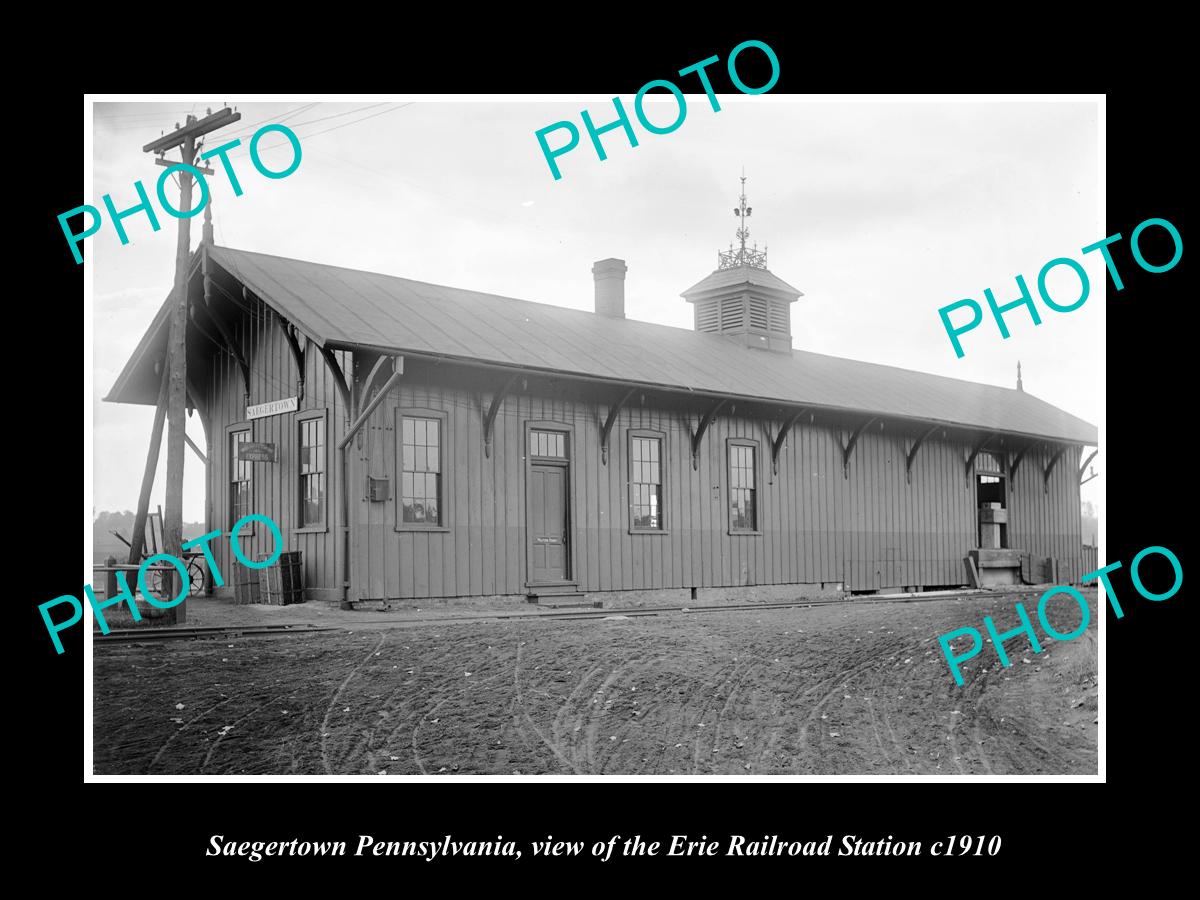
[141,107,241,623]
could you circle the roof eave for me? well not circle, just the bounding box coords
[325,339,1098,447]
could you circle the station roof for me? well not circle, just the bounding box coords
[107,244,1098,446]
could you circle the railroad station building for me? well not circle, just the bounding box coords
[107,201,1098,608]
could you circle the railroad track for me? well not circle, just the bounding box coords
[352,588,1042,626]
[95,623,339,644]
[92,587,1059,645]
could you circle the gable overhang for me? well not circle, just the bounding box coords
[104,247,331,407]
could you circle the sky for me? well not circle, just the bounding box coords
[89,97,1103,524]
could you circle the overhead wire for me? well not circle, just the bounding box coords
[94,108,191,120]
[214,102,321,142]
[221,103,415,162]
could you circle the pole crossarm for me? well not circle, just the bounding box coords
[600,387,638,465]
[770,407,808,475]
[142,108,241,154]
[905,425,939,484]
[841,416,877,479]
[691,398,728,470]
[484,374,520,459]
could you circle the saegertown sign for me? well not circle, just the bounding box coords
[246,397,298,420]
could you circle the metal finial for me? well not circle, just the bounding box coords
[1016,361,1024,392]
[717,171,767,270]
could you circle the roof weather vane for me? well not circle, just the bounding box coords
[718,169,768,270]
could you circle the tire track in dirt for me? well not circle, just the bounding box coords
[199,684,311,774]
[513,635,583,774]
[550,662,605,769]
[984,708,1089,773]
[352,638,502,774]
[793,636,930,773]
[709,659,762,773]
[582,659,636,774]
[862,697,903,772]
[863,638,944,774]
[320,633,386,775]
[595,677,675,773]
[148,693,240,773]
[364,666,509,775]
[687,660,743,774]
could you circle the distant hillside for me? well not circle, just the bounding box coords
[93,510,205,562]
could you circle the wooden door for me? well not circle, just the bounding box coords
[529,464,568,583]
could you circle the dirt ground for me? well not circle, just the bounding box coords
[92,592,1098,775]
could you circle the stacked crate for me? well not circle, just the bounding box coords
[259,551,304,605]
[232,560,261,604]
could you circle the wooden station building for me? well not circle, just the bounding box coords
[107,198,1098,607]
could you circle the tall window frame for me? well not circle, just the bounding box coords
[396,407,450,532]
[727,437,761,535]
[228,425,253,532]
[628,428,668,534]
[297,409,328,533]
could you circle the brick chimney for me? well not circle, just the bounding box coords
[592,258,627,318]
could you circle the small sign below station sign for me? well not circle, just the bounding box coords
[247,397,298,420]
[240,442,277,463]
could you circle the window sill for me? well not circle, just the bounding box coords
[728,529,762,536]
[395,524,451,533]
[629,528,671,535]
[295,525,327,535]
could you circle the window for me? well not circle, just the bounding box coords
[629,431,665,532]
[530,429,567,458]
[400,413,443,527]
[298,414,326,529]
[728,440,758,532]
[229,429,252,529]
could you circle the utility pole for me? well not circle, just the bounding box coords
[141,107,240,623]
[128,361,169,566]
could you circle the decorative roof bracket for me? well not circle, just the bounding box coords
[600,386,638,466]
[841,416,877,478]
[771,407,808,476]
[484,373,520,459]
[905,425,939,485]
[691,398,728,470]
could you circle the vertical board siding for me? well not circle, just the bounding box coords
[207,301,345,600]
[1008,444,1083,583]
[205,337,1085,600]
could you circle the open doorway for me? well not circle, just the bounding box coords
[975,451,1008,548]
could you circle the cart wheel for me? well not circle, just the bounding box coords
[148,565,194,603]
[149,566,173,604]
[188,557,206,596]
